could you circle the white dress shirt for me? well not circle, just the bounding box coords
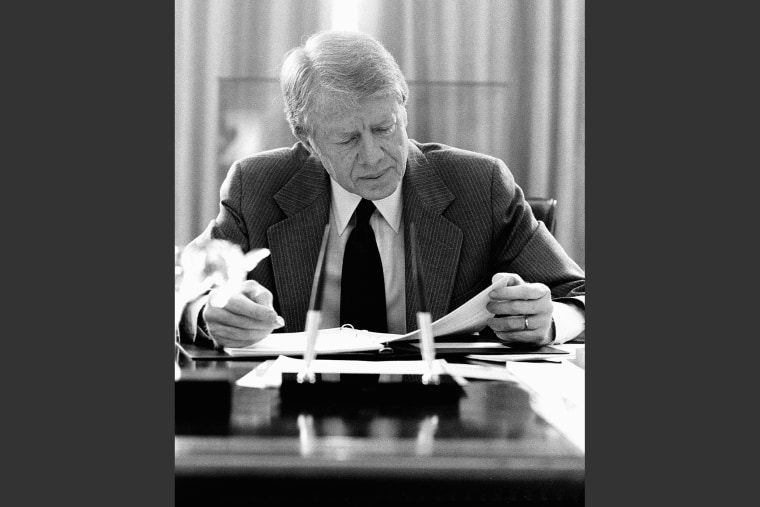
[320,178,407,333]
[319,177,583,343]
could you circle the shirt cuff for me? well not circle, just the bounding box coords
[551,299,585,344]
[178,293,210,343]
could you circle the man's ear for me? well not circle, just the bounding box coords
[295,129,312,153]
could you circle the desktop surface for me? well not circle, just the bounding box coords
[175,350,584,506]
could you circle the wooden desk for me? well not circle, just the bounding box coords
[175,353,584,506]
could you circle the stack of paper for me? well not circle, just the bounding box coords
[397,283,496,341]
[224,327,394,357]
[224,282,575,361]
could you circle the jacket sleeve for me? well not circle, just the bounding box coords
[489,157,585,303]
[176,162,251,344]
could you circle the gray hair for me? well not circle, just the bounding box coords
[280,30,409,139]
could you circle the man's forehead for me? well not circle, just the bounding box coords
[317,97,400,133]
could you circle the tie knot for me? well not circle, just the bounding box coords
[355,199,376,226]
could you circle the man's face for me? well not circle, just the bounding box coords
[304,95,409,201]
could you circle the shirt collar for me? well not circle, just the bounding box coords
[330,178,403,236]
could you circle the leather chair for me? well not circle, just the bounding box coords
[526,197,558,235]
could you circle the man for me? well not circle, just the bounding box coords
[179,30,585,350]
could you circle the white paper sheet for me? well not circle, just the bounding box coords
[466,343,577,363]
[230,282,498,357]
[224,327,391,357]
[467,350,572,363]
[507,360,585,452]
[443,362,519,382]
[236,355,467,388]
[389,282,497,342]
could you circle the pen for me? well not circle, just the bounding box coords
[410,222,439,385]
[297,224,331,384]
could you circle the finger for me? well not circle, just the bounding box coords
[493,331,551,348]
[491,272,524,289]
[241,280,274,308]
[205,305,285,330]
[486,314,533,332]
[207,323,271,348]
[486,298,548,316]
[489,282,550,301]
[488,311,553,347]
[217,293,282,325]
[487,314,551,333]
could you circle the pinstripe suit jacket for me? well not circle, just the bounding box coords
[184,140,584,338]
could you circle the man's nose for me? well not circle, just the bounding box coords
[357,135,384,166]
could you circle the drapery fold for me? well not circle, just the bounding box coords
[175,0,328,246]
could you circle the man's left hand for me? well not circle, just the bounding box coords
[485,273,554,347]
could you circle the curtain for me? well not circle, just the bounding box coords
[175,0,585,268]
[363,0,585,267]
[175,0,330,246]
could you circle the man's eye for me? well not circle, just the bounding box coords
[339,136,357,145]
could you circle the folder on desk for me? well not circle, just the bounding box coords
[230,280,502,357]
[221,329,568,359]
[399,337,570,357]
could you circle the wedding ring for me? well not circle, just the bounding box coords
[523,316,530,330]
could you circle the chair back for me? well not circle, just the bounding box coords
[526,197,558,235]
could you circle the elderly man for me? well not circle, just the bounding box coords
[179,30,585,350]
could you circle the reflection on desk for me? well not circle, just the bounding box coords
[175,351,584,506]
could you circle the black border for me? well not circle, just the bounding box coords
[10,2,753,506]
[7,3,175,506]
[586,3,756,506]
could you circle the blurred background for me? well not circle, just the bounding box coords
[176,0,585,268]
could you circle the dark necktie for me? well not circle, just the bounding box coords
[340,199,388,332]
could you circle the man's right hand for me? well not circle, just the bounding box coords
[202,280,285,348]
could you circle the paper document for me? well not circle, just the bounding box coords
[507,360,585,452]
[236,355,467,388]
[235,359,278,388]
[443,362,519,382]
[228,280,501,356]
[412,342,507,350]
[466,344,578,363]
[388,282,497,342]
[467,349,571,363]
[224,327,392,357]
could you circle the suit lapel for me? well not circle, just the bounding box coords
[268,156,331,331]
[265,142,463,332]
[403,143,463,331]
